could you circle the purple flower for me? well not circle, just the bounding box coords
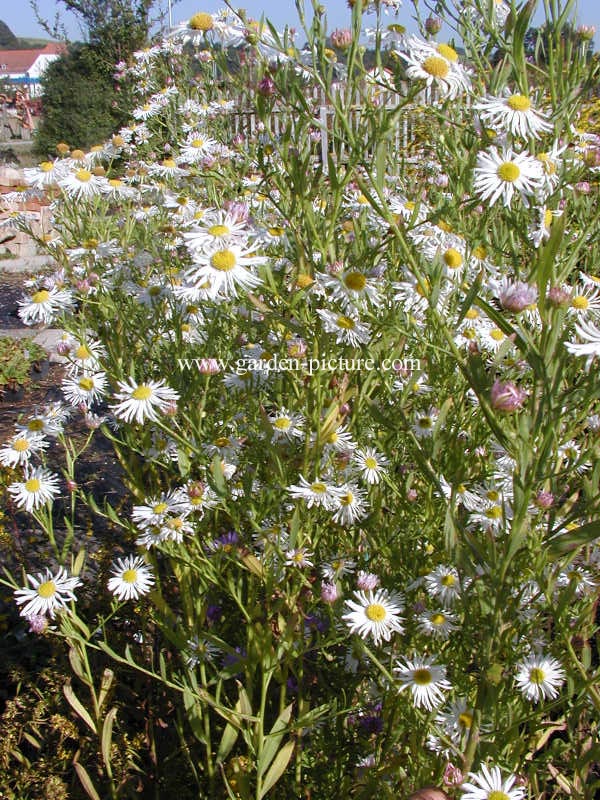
[497,280,538,313]
[490,380,528,412]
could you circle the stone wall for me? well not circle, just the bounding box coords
[0,166,53,258]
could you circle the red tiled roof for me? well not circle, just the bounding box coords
[0,44,65,74]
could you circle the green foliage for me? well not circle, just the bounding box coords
[0,19,18,48]
[34,43,129,156]
[0,336,47,391]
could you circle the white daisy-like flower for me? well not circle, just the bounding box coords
[183,210,250,254]
[14,567,81,619]
[110,378,179,424]
[177,132,219,164]
[269,408,305,442]
[397,37,471,99]
[515,653,565,703]
[424,565,461,606]
[461,764,525,800]
[417,608,459,639]
[8,467,61,512]
[331,484,369,526]
[343,588,404,646]
[287,475,343,511]
[354,447,389,484]
[473,146,545,207]
[0,431,47,468]
[395,655,451,710]
[18,287,74,326]
[132,490,188,529]
[474,91,553,139]
[62,371,108,408]
[284,547,314,568]
[564,318,600,369]
[317,309,371,346]
[23,159,67,189]
[16,402,70,438]
[412,407,439,438]
[183,244,265,299]
[58,167,108,198]
[108,555,155,601]
[321,556,356,581]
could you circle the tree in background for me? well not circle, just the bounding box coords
[0,20,19,48]
[32,0,174,156]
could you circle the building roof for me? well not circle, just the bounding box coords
[0,43,65,75]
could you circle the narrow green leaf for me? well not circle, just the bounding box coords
[258,703,293,777]
[101,707,117,770]
[217,718,240,763]
[259,740,295,798]
[547,521,600,556]
[74,762,101,800]
[63,683,96,733]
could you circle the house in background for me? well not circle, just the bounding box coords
[0,43,65,97]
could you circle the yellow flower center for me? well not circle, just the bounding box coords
[490,328,505,341]
[488,793,510,800]
[458,711,473,729]
[497,162,521,182]
[75,345,91,360]
[413,668,433,685]
[486,490,500,502]
[571,295,589,310]
[32,290,50,304]
[336,315,356,330]
[473,245,487,260]
[210,249,236,272]
[365,603,387,622]
[437,43,458,62]
[486,505,503,519]
[153,502,168,514]
[162,159,176,168]
[28,419,44,431]
[441,574,456,587]
[364,457,377,469]
[529,667,546,684]
[191,138,205,148]
[79,377,94,391]
[75,169,92,183]
[274,417,291,429]
[422,56,450,78]
[465,308,479,319]
[132,385,153,400]
[344,271,367,291]
[189,12,214,30]
[507,94,531,111]
[214,436,231,447]
[208,224,230,237]
[418,416,432,428]
[340,491,354,506]
[431,613,446,626]
[40,161,54,172]
[25,478,41,493]
[37,580,56,598]
[296,273,313,288]
[443,248,463,269]
[122,569,138,583]
[13,438,30,452]
[109,179,123,187]
[311,482,327,494]
[268,226,285,236]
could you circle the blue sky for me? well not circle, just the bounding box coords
[3,1,600,47]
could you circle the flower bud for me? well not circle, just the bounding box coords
[547,285,571,308]
[257,76,276,97]
[320,582,339,603]
[425,16,443,35]
[331,28,353,50]
[535,490,554,509]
